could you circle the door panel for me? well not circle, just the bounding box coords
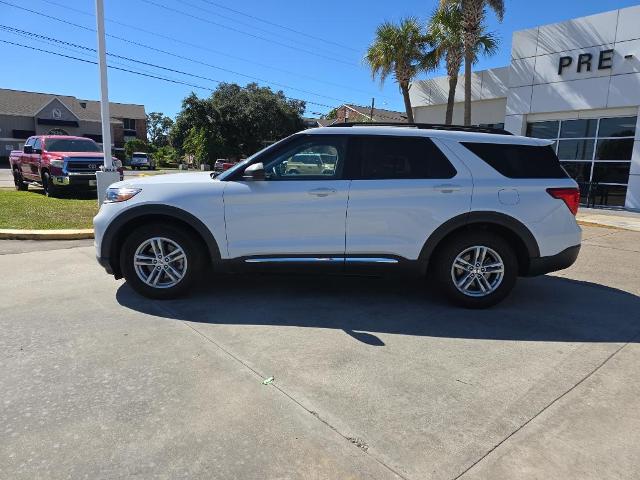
[345,136,472,260]
[222,135,350,259]
[346,179,471,259]
[21,138,35,178]
[223,180,350,258]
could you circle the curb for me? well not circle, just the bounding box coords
[0,229,94,240]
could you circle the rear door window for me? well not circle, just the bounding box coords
[348,136,457,180]
[462,142,568,179]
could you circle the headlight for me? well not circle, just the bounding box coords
[50,159,64,168]
[104,187,141,203]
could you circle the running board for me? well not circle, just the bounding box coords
[244,257,399,264]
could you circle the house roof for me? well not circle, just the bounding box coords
[0,88,146,122]
[344,104,407,123]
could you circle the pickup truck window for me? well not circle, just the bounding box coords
[33,138,42,151]
[46,138,101,153]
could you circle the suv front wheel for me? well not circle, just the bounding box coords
[120,224,203,299]
[433,231,518,308]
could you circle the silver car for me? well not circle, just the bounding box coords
[130,152,156,170]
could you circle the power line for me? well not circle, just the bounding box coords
[194,0,360,53]
[0,0,377,106]
[153,0,355,62]
[0,24,351,104]
[36,0,384,99]
[140,0,356,67]
[1,28,198,86]
[0,38,335,110]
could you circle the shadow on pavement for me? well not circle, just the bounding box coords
[116,273,640,346]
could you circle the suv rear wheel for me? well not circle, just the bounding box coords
[433,231,518,308]
[120,224,203,299]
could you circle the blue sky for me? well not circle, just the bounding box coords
[1,0,638,118]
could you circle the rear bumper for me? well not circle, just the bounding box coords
[524,244,581,277]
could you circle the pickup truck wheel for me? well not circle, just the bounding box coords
[41,171,58,197]
[120,224,203,299]
[432,231,518,309]
[13,169,28,191]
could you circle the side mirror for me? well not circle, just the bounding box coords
[23,145,33,154]
[243,162,265,180]
[33,148,42,154]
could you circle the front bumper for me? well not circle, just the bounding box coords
[52,172,124,187]
[525,244,581,277]
[52,173,98,187]
[96,255,114,275]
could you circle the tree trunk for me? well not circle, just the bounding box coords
[463,49,473,126]
[446,74,458,125]
[401,85,415,123]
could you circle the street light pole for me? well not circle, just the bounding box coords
[94,0,120,203]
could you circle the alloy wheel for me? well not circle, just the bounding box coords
[133,237,188,289]
[450,245,505,297]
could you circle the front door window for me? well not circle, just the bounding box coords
[262,138,345,180]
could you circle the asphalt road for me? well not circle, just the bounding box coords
[1,225,639,479]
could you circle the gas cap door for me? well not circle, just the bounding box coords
[498,188,520,205]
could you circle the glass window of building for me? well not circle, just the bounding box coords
[526,116,637,208]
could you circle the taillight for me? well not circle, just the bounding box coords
[547,187,580,215]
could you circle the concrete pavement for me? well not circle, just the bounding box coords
[1,225,639,479]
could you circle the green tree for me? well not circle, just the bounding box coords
[170,83,305,160]
[124,138,148,159]
[364,18,430,123]
[182,127,209,168]
[154,145,178,168]
[442,0,504,125]
[427,3,498,124]
[146,112,174,147]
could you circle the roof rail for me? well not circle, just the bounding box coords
[326,122,513,136]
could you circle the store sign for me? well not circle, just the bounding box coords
[558,49,614,75]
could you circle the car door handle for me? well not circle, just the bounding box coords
[308,188,337,197]
[434,184,461,193]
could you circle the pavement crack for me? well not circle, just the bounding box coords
[451,330,640,480]
[151,301,412,480]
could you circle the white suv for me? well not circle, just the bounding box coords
[94,124,581,308]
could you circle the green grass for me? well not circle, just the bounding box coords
[0,189,99,229]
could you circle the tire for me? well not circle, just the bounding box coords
[13,169,28,191]
[432,231,518,309]
[120,223,204,299]
[41,171,58,197]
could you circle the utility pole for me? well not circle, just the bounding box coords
[369,97,375,122]
[94,0,120,204]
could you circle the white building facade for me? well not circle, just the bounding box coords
[410,5,640,210]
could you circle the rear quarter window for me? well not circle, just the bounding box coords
[462,142,568,179]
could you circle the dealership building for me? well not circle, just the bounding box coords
[410,4,640,210]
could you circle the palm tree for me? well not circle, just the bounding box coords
[365,18,430,123]
[441,0,504,125]
[427,3,498,124]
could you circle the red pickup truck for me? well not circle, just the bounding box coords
[9,135,122,197]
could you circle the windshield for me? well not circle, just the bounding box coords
[46,138,101,153]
